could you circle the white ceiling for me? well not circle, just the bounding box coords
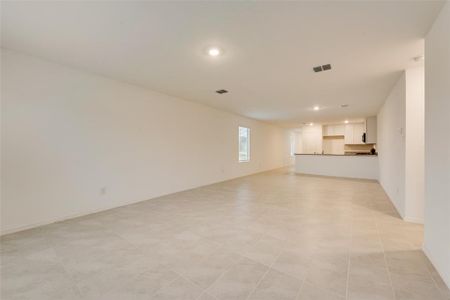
[1,1,444,127]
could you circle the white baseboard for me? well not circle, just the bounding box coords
[0,197,141,236]
[1,165,288,236]
[403,215,424,224]
[379,182,405,219]
[423,245,450,289]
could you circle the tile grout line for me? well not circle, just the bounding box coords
[200,231,270,297]
[373,207,397,300]
[149,270,188,298]
[403,225,448,296]
[197,290,220,300]
[344,200,353,300]
[168,269,209,300]
[46,244,84,298]
[294,278,307,300]
[170,242,245,299]
[202,251,247,296]
[244,252,281,300]
[4,169,441,299]
[422,251,449,297]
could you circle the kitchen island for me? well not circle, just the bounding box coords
[295,154,378,180]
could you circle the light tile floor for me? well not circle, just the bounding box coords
[1,168,449,300]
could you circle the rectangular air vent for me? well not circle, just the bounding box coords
[216,89,228,94]
[313,64,332,72]
[313,66,323,72]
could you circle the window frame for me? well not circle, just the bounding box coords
[238,126,251,163]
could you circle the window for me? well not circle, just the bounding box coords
[238,126,250,162]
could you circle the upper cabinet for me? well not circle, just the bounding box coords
[301,119,377,154]
[300,125,323,154]
[345,122,365,144]
[353,123,366,144]
[344,124,354,144]
[365,116,377,144]
[322,124,345,136]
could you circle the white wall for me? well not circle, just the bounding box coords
[322,138,344,155]
[0,49,291,235]
[405,66,425,223]
[377,66,425,224]
[289,130,303,156]
[424,2,450,289]
[377,73,406,217]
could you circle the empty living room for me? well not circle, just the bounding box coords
[1,1,449,299]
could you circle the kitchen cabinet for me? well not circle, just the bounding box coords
[345,123,365,144]
[353,123,365,144]
[299,125,323,154]
[365,116,377,144]
[345,124,353,144]
[323,124,345,136]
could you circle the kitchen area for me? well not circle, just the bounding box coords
[293,117,378,179]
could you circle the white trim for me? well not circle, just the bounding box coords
[379,181,425,224]
[403,215,424,224]
[0,165,288,236]
[0,203,130,236]
[379,180,405,219]
[423,245,450,289]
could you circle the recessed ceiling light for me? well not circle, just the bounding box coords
[313,106,320,111]
[344,120,349,124]
[208,47,221,57]
[341,104,349,108]
[309,122,314,126]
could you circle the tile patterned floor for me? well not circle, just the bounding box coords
[1,168,449,299]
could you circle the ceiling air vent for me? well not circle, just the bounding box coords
[313,64,332,72]
[216,89,228,94]
[313,66,323,72]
